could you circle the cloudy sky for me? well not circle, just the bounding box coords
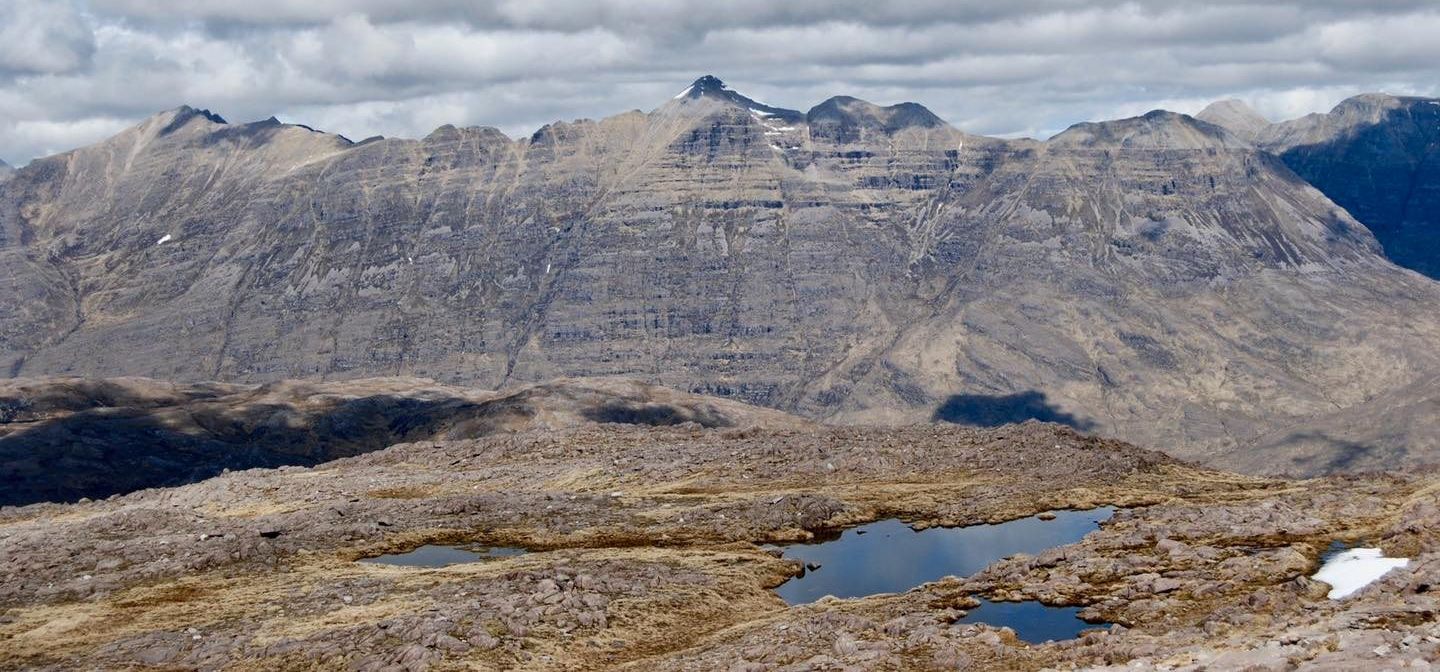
[3,0,1440,165]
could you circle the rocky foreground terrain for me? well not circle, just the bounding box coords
[0,376,801,507]
[2,383,1437,670]
[4,77,1440,474]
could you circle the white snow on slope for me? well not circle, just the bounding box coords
[1312,548,1409,599]
[673,85,694,100]
[156,234,172,245]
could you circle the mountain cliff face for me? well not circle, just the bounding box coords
[1201,94,1440,279]
[4,77,1440,473]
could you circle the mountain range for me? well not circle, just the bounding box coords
[3,76,1439,476]
[1199,94,1440,279]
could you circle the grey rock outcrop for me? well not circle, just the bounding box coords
[4,77,1440,474]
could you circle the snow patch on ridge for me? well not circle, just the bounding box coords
[1312,548,1409,599]
[156,234,172,245]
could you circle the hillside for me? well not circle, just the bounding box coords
[4,78,1440,473]
[1200,93,1440,279]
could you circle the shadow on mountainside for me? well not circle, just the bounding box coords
[0,394,530,507]
[581,401,734,428]
[0,378,785,507]
[1272,431,1403,475]
[933,391,1095,431]
[1279,102,1440,280]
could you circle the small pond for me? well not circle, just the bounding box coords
[953,598,1110,643]
[359,544,527,567]
[771,507,1115,605]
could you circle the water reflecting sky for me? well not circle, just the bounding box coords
[954,598,1106,643]
[774,507,1114,605]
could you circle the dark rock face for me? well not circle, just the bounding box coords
[1203,94,1440,279]
[3,83,1440,473]
[1278,98,1440,279]
[677,75,805,124]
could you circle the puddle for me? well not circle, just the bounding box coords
[954,598,1110,643]
[358,544,527,567]
[772,507,1115,605]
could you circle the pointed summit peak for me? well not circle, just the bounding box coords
[150,105,227,137]
[1196,99,1270,140]
[676,75,727,99]
[661,75,804,124]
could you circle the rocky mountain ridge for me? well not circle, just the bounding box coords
[1199,92,1440,279]
[3,76,1440,475]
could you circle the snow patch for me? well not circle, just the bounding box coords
[673,85,694,100]
[1312,548,1409,599]
[750,109,776,119]
[155,234,172,245]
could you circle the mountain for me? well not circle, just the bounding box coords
[806,95,946,143]
[1195,99,1271,142]
[4,76,1440,474]
[670,74,806,125]
[1050,109,1249,150]
[1201,93,1440,279]
[0,159,12,184]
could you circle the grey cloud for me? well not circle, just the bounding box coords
[0,0,97,77]
[3,1,1440,165]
